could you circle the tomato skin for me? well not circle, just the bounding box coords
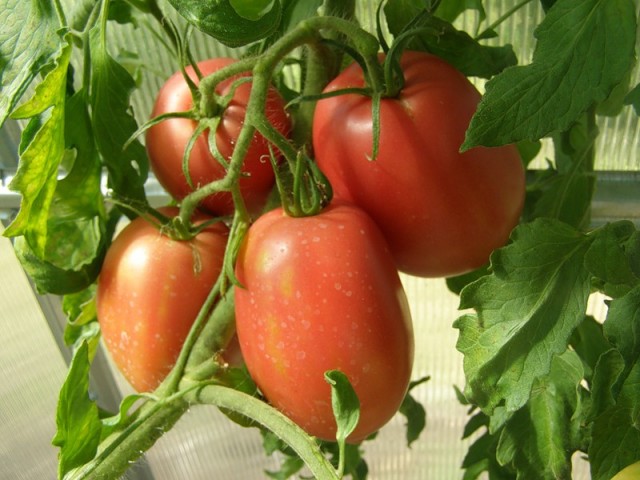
[312,51,525,278]
[234,202,414,442]
[146,58,291,216]
[97,207,228,392]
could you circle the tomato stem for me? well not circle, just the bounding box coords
[66,396,189,479]
[186,385,341,480]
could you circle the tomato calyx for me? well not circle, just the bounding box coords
[271,149,333,217]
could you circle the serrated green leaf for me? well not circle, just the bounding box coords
[166,0,281,47]
[585,222,639,297]
[89,26,148,207]
[0,0,62,127]
[624,83,640,115]
[454,218,593,414]
[52,341,102,479]
[384,4,516,78]
[463,0,637,148]
[495,351,585,479]
[4,40,72,256]
[589,357,640,480]
[10,90,109,294]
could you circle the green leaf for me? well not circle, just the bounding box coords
[446,264,490,295]
[265,455,304,480]
[463,0,637,148]
[461,423,513,480]
[62,287,101,357]
[0,0,62,127]
[604,286,640,375]
[624,83,640,115]
[589,355,640,480]
[89,26,148,207]
[495,351,585,479]
[585,222,639,297]
[454,218,593,414]
[434,0,485,23]
[4,40,72,256]
[101,393,151,439]
[51,341,102,479]
[325,370,360,443]
[569,316,611,383]
[166,0,282,47]
[526,114,598,231]
[229,0,275,21]
[10,90,110,294]
[597,65,636,117]
[398,376,429,447]
[516,139,542,168]
[384,3,516,79]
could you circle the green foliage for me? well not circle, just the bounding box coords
[384,0,516,78]
[463,0,637,148]
[52,342,102,479]
[1,0,639,479]
[89,27,148,208]
[4,40,72,256]
[165,0,282,47]
[0,0,62,128]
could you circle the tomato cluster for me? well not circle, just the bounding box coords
[97,52,524,442]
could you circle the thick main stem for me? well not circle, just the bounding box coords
[187,385,340,480]
[67,398,189,480]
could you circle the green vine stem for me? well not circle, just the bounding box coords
[67,396,190,480]
[186,385,341,480]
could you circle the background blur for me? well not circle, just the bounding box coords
[1,1,638,478]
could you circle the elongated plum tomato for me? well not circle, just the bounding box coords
[312,51,525,278]
[97,207,228,392]
[146,58,291,216]
[234,202,414,442]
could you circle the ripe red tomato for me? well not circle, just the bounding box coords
[312,51,525,278]
[146,58,291,216]
[97,207,228,392]
[234,202,414,442]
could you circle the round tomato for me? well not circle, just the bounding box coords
[146,58,291,216]
[97,207,228,392]
[234,202,414,442]
[312,51,525,278]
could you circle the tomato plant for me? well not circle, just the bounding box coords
[96,207,228,392]
[2,1,639,479]
[146,58,291,216]
[313,50,526,278]
[234,202,414,442]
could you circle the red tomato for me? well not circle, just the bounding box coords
[146,58,291,216]
[234,202,414,442]
[312,51,525,278]
[97,207,228,392]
